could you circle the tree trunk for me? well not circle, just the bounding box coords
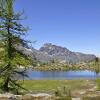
[3,77,9,92]
[2,19,12,92]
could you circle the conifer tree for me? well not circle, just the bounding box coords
[0,0,33,93]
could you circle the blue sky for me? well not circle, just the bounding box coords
[14,0,100,56]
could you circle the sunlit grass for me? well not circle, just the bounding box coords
[20,79,95,93]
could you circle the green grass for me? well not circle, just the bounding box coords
[20,79,95,93]
[82,96,100,100]
[96,78,100,90]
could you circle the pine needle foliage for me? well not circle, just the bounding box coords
[0,0,33,93]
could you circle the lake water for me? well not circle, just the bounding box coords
[26,69,100,80]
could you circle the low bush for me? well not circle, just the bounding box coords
[55,86,72,100]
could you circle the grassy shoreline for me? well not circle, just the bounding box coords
[21,79,96,94]
[0,79,100,99]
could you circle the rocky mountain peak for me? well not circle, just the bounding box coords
[43,43,52,47]
[18,43,96,63]
[39,43,70,55]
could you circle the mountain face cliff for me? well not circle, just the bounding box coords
[38,43,96,63]
[18,43,96,63]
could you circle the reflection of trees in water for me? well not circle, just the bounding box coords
[94,57,100,74]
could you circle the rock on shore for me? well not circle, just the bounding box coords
[0,93,54,100]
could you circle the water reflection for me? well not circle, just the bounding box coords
[26,69,100,80]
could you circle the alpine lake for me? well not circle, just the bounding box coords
[25,69,100,80]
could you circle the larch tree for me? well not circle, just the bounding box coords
[94,57,100,74]
[0,0,33,93]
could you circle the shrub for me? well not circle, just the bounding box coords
[55,86,72,100]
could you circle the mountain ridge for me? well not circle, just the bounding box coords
[18,43,96,63]
[34,43,96,63]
